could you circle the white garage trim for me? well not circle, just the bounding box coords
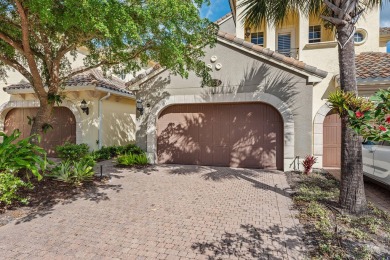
[0,100,82,144]
[313,102,333,168]
[145,93,295,171]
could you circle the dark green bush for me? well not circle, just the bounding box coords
[92,144,144,161]
[0,130,47,180]
[56,143,90,162]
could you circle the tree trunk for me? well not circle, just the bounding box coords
[337,25,367,214]
[30,97,54,145]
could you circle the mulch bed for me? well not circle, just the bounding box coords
[0,176,109,227]
[285,170,390,259]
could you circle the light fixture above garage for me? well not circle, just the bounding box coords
[245,27,251,38]
[80,99,89,115]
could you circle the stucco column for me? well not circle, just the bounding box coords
[235,5,245,39]
[298,11,309,60]
[266,22,276,50]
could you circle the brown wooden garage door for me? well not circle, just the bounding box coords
[323,111,341,168]
[4,107,76,156]
[157,103,284,169]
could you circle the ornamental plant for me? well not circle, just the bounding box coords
[302,155,318,175]
[329,89,390,142]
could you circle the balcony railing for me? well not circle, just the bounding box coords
[276,48,299,59]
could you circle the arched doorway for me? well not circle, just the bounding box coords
[156,102,284,169]
[4,107,76,156]
[323,110,341,168]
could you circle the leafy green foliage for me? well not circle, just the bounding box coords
[56,143,90,162]
[329,89,390,141]
[0,172,33,205]
[0,0,217,101]
[117,153,149,166]
[0,130,47,180]
[92,144,144,161]
[49,157,95,185]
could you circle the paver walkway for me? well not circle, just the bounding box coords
[0,164,306,259]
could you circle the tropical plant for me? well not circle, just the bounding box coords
[0,172,33,205]
[329,89,390,141]
[302,155,318,175]
[49,158,95,184]
[117,153,149,167]
[238,0,388,214]
[0,130,47,180]
[56,143,90,162]
[0,0,217,142]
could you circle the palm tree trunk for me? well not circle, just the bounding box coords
[337,25,367,214]
[30,97,53,145]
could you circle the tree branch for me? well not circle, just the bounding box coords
[14,0,45,94]
[0,31,25,54]
[0,55,33,84]
[324,0,342,16]
[320,15,348,26]
[59,61,114,84]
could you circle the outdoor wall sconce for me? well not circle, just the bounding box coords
[245,27,251,38]
[137,99,144,115]
[80,99,89,115]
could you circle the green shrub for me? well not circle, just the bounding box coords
[91,146,112,161]
[56,143,90,162]
[122,144,144,155]
[92,144,144,161]
[0,130,47,180]
[117,153,148,166]
[0,172,33,205]
[49,158,95,185]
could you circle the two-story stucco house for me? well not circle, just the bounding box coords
[130,3,390,171]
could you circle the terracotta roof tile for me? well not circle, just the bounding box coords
[356,52,390,81]
[4,68,134,96]
[218,31,328,78]
[215,12,233,25]
[380,27,390,36]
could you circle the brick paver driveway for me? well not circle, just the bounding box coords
[0,164,306,259]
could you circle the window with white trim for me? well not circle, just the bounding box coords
[309,25,321,43]
[354,32,365,43]
[250,32,264,46]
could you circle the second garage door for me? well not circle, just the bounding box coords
[157,103,284,169]
[4,107,76,156]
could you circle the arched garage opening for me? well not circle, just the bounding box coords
[157,102,284,170]
[323,110,341,168]
[4,107,76,156]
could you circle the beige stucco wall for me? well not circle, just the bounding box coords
[101,98,136,147]
[136,41,316,170]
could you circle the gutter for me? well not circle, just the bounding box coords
[98,93,111,149]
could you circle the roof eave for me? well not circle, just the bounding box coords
[217,37,327,83]
[4,84,135,99]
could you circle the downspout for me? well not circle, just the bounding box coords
[98,93,111,149]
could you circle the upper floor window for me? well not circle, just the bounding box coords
[251,32,264,46]
[309,25,321,43]
[354,32,365,43]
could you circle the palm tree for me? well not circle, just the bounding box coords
[237,0,387,214]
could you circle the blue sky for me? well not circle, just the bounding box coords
[200,1,390,52]
[200,0,390,25]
